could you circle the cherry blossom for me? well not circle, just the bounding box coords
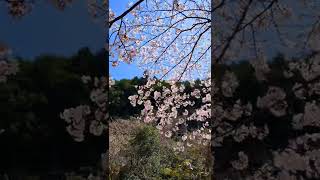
[128,77,211,148]
[0,60,19,83]
[0,45,19,83]
[61,75,109,142]
[60,105,91,142]
[109,0,211,80]
[256,86,287,117]
[107,0,320,177]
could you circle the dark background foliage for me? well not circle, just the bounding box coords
[0,48,107,175]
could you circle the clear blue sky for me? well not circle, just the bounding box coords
[109,0,143,80]
[0,1,105,59]
[0,0,142,80]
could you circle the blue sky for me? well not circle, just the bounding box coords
[0,1,313,80]
[109,0,143,80]
[0,1,104,59]
[0,0,142,80]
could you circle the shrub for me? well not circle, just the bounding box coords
[118,125,162,179]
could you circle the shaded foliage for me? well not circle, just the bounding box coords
[0,48,106,174]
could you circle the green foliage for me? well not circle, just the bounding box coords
[109,121,211,180]
[159,144,211,179]
[109,78,144,118]
[129,126,161,156]
[118,126,161,179]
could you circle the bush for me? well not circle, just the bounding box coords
[159,143,211,179]
[109,120,211,179]
[118,126,162,179]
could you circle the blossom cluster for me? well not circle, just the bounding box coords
[5,1,31,18]
[0,45,19,83]
[128,77,211,149]
[60,75,110,142]
[0,60,19,83]
[212,53,320,178]
[124,52,320,178]
[110,0,211,80]
[107,0,320,178]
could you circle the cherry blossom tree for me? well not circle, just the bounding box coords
[60,75,113,142]
[110,0,320,179]
[210,1,320,178]
[109,0,212,149]
[209,52,320,179]
[3,0,320,178]
[110,0,211,80]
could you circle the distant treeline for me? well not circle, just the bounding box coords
[110,75,212,119]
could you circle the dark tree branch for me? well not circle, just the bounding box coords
[109,0,145,28]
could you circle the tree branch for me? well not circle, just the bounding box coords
[109,0,145,28]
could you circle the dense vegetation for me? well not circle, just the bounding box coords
[0,48,108,177]
[1,47,312,179]
[109,120,211,179]
[110,53,320,179]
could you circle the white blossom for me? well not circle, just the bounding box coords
[257,86,287,117]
